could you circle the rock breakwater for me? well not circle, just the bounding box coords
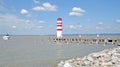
[58,47,120,67]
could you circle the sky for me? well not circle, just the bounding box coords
[0,0,120,35]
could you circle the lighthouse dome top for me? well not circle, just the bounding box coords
[57,18,62,21]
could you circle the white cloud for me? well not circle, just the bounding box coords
[36,26,43,28]
[116,19,120,23]
[69,12,83,17]
[95,22,104,29]
[20,9,31,17]
[98,22,103,25]
[32,6,46,11]
[0,14,46,34]
[69,25,83,29]
[21,9,29,14]
[25,20,30,23]
[32,2,57,11]
[33,0,39,3]
[12,25,16,29]
[38,21,46,24]
[69,7,85,17]
[72,7,85,13]
[43,2,57,11]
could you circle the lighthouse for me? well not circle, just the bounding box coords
[57,18,62,38]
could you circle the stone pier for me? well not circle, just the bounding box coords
[49,36,120,45]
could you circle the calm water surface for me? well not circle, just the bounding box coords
[0,36,118,67]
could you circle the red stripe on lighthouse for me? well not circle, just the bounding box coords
[57,29,62,31]
[57,25,62,27]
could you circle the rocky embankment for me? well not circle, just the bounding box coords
[58,47,120,67]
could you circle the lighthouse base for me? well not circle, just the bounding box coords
[57,31,62,38]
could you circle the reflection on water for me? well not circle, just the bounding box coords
[56,44,63,60]
[0,36,118,67]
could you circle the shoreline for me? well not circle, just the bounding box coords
[58,46,120,67]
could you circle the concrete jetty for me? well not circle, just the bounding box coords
[49,36,120,45]
[0,36,120,45]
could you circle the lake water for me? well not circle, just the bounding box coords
[0,36,118,67]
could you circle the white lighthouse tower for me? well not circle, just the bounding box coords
[57,18,62,38]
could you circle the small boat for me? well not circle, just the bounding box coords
[3,33,10,40]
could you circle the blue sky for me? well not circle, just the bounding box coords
[0,0,120,35]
